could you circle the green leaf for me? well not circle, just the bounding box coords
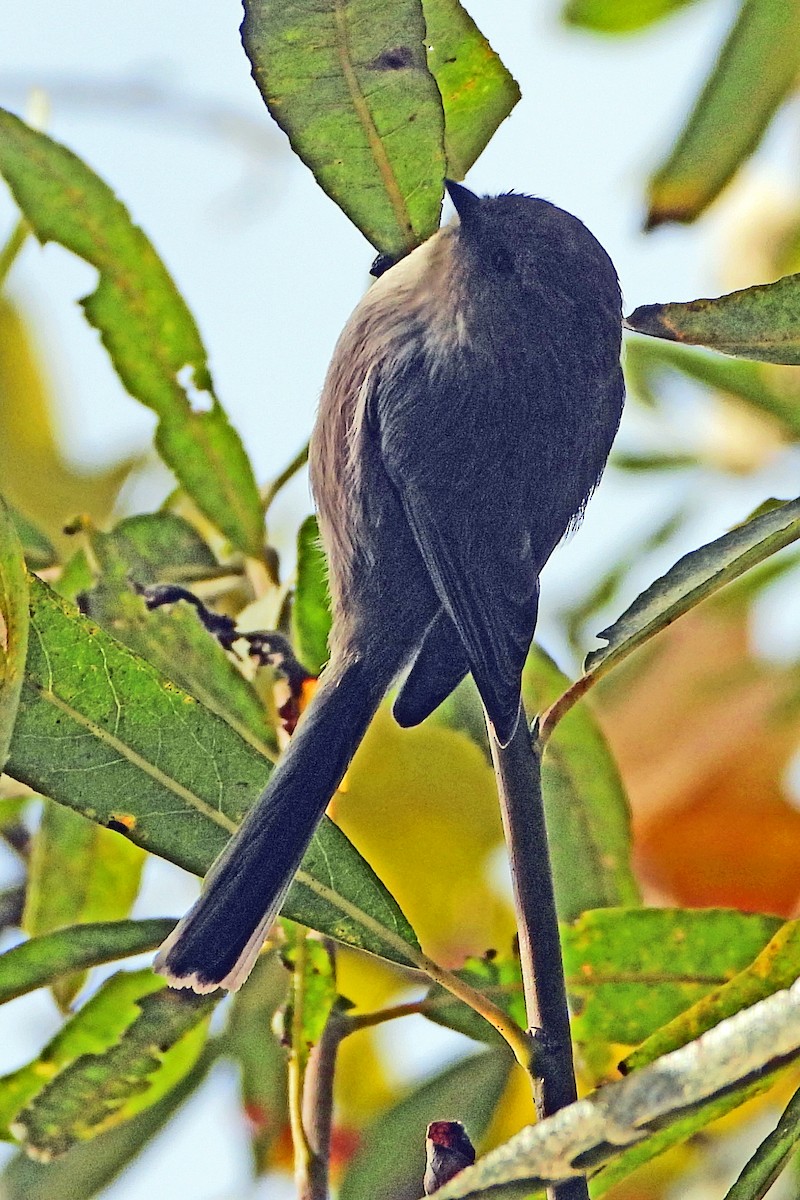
[7,578,419,965]
[339,1048,511,1200]
[0,108,264,557]
[585,495,800,674]
[0,1048,214,1200]
[81,550,278,759]
[8,976,216,1158]
[282,923,337,1074]
[423,950,526,1045]
[625,917,800,1071]
[627,273,800,365]
[92,512,220,583]
[624,336,800,438]
[427,908,783,1052]
[6,504,56,570]
[610,451,697,472]
[523,646,639,920]
[723,1085,800,1200]
[53,549,94,605]
[81,512,277,756]
[564,908,781,1048]
[423,0,519,178]
[23,802,146,1007]
[241,0,446,256]
[25,805,145,933]
[0,970,166,1137]
[645,0,800,227]
[292,515,331,676]
[220,954,287,1168]
[592,1075,782,1197]
[0,921,174,1006]
[0,496,28,770]
[9,576,264,875]
[562,0,700,34]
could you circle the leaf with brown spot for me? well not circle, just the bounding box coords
[627,273,800,365]
[241,0,446,256]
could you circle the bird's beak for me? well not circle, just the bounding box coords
[445,179,481,228]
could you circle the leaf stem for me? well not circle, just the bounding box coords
[343,999,428,1033]
[490,708,589,1200]
[0,217,30,292]
[262,442,310,512]
[538,670,601,747]
[413,949,540,1074]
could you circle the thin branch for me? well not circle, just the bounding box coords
[412,946,539,1075]
[537,670,602,747]
[261,442,310,512]
[489,707,588,1200]
[302,1005,345,1200]
[0,217,30,291]
[287,932,324,1200]
[293,870,538,1073]
[343,998,429,1033]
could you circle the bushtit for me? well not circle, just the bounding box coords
[155,181,624,993]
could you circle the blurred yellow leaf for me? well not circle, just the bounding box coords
[0,297,136,549]
[333,706,510,962]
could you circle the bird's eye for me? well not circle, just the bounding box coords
[491,247,514,275]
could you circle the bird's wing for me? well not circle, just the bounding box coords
[374,314,623,743]
[375,357,546,744]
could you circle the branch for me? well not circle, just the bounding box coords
[427,973,800,1197]
[489,708,588,1200]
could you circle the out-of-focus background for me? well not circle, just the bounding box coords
[3,2,800,1197]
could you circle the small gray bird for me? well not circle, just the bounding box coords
[155,181,624,993]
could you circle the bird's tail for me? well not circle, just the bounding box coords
[154,657,385,993]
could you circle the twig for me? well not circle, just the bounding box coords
[0,217,29,291]
[285,934,342,1200]
[302,1015,344,1197]
[537,671,599,747]
[343,998,429,1032]
[261,442,310,512]
[302,954,346,1200]
[287,932,324,1200]
[489,707,588,1200]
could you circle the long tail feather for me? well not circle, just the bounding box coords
[154,658,384,992]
